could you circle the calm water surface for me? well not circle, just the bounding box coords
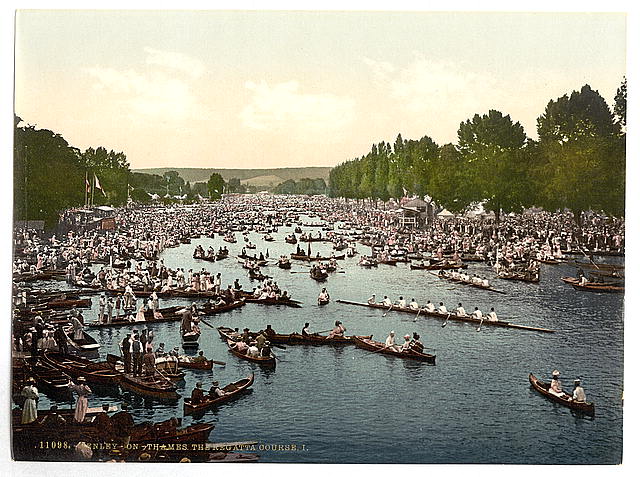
[39,221,624,464]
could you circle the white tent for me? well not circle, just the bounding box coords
[437,209,454,217]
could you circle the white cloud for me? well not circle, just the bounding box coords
[85,66,209,123]
[144,47,205,79]
[240,80,355,133]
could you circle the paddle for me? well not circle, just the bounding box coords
[382,304,394,317]
[441,313,452,328]
[413,308,421,322]
[476,317,484,332]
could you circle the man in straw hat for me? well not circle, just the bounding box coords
[548,370,563,397]
[208,381,227,399]
[571,378,587,402]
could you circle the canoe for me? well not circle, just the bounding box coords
[528,373,594,415]
[335,299,555,334]
[42,351,121,386]
[183,374,254,415]
[352,337,436,364]
[217,327,277,368]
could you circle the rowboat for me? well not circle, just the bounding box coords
[183,374,254,415]
[42,351,121,386]
[130,418,213,443]
[24,358,74,399]
[271,332,374,346]
[238,293,303,308]
[352,336,436,364]
[432,272,505,294]
[310,269,328,281]
[217,327,277,368]
[496,272,540,283]
[193,254,216,263]
[528,373,594,415]
[291,254,345,262]
[87,305,187,328]
[182,330,201,347]
[198,299,246,316]
[410,262,468,270]
[119,371,180,400]
[318,297,330,306]
[570,260,624,271]
[571,282,624,293]
[177,355,214,370]
[335,299,555,334]
[65,329,101,355]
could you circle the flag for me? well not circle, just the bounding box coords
[85,175,91,193]
[94,174,107,196]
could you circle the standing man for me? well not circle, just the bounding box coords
[106,297,114,324]
[54,324,68,355]
[98,294,106,323]
[121,333,132,374]
[214,273,222,295]
[115,294,122,319]
[131,334,143,376]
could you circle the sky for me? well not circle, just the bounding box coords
[13,9,627,170]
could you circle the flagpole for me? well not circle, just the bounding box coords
[84,171,88,207]
[91,174,95,207]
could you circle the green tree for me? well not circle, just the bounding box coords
[207,173,225,200]
[456,110,529,220]
[614,77,626,131]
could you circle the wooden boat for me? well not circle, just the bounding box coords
[318,297,330,305]
[291,253,345,262]
[278,259,292,269]
[217,327,277,368]
[65,329,101,354]
[496,272,540,283]
[335,299,555,334]
[310,269,328,281]
[182,330,201,347]
[528,373,594,415]
[193,254,216,263]
[410,262,467,270]
[177,355,214,370]
[352,337,436,363]
[238,293,302,308]
[570,260,624,271]
[24,358,74,399]
[42,351,121,386]
[433,272,505,294]
[130,418,213,443]
[198,299,246,316]
[87,305,187,328]
[119,371,180,400]
[571,282,624,293]
[183,374,255,415]
[271,332,373,346]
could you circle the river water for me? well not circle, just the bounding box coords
[33,220,624,464]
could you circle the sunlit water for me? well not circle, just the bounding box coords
[31,222,623,464]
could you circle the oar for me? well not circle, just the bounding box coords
[441,313,452,328]
[413,308,421,322]
[212,360,226,366]
[199,317,216,329]
[382,305,394,317]
[476,317,484,332]
[578,247,600,270]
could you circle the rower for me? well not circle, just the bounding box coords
[241,328,251,343]
[456,303,466,316]
[571,379,587,402]
[409,298,419,310]
[302,322,311,335]
[410,332,424,353]
[382,296,392,306]
[400,334,412,351]
[192,350,207,363]
[472,307,483,320]
[548,370,563,396]
[488,307,498,321]
[191,382,205,404]
[425,301,436,312]
[367,294,377,305]
[438,302,448,314]
[397,296,407,308]
[327,321,345,338]
[384,331,399,351]
[208,381,227,398]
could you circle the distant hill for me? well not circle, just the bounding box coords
[132,167,331,184]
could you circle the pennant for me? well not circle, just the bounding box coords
[94,174,107,196]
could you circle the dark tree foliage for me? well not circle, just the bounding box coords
[207,173,225,200]
[614,77,626,131]
[273,178,327,195]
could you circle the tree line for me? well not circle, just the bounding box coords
[328,81,626,221]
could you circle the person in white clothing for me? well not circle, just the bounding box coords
[384,331,399,351]
[425,301,436,312]
[367,294,376,305]
[472,307,483,320]
[548,370,563,396]
[397,296,407,308]
[488,308,498,321]
[409,299,419,310]
[382,296,392,306]
[571,379,587,402]
[456,303,466,316]
[438,302,448,314]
